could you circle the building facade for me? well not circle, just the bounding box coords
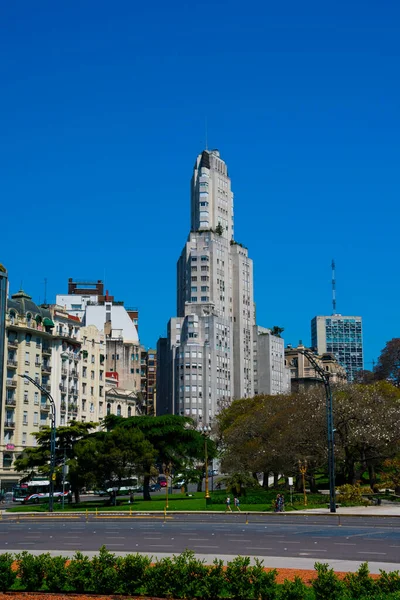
[158,149,258,424]
[140,348,157,415]
[0,265,8,420]
[253,327,291,395]
[285,343,347,392]
[311,315,363,382]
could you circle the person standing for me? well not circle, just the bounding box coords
[234,497,241,512]
[225,496,232,512]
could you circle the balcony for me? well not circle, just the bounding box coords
[4,421,15,428]
[40,402,50,411]
[7,359,17,368]
[6,379,17,388]
[35,360,41,367]
[59,385,67,394]
[73,355,81,362]
[8,340,18,349]
[61,367,68,376]
[42,347,52,355]
[41,364,52,374]
[60,402,66,412]
[42,384,51,392]
[5,398,16,406]
[72,370,78,379]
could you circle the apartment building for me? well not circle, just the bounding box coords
[253,327,291,395]
[140,348,157,415]
[285,343,348,391]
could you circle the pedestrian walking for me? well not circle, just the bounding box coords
[225,496,232,512]
[279,494,285,512]
[234,497,241,512]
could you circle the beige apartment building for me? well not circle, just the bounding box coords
[285,343,347,392]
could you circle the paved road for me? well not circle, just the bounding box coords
[1,513,400,569]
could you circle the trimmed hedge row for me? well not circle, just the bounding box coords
[0,547,399,599]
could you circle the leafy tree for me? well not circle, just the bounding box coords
[375,338,400,386]
[380,458,400,494]
[270,326,284,337]
[14,422,97,502]
[103,415,216,500]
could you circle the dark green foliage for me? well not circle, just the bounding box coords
[204,559,227,600]
[279,576,311,600]
[344,563,376,599]
[250,559,277,599]
[377,569,400,594]
[42,556,68,592]
[225,555,263,599]
[16,551,50,591]
[145,555,180,598]
[119,552,152,595]
[312,562,346,600]
[65,551,93,593]
[0,553,16,592]
[90,545,121,594]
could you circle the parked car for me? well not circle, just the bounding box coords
[93,490,108,496]
[150,483,161,492]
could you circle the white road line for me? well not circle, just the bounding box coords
[148,545,174,547]
[144,537,162,540]
[245,547,273,550]
[188,538,209,541]
[228,539,252,542]
[299,549,327,552]
[358,552,387,555]
[334,543,356,546]
[278,541,300,544]
[191,545,218,548]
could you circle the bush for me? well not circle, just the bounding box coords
[344,562,376,598]
[0,553,16,592]
[336,484,364,505]
[43,556,68,592]
[377,569,400,594]
[119,552,151,595]
[90,545,121,594]
[204,559,227,600]
[65,551,93,593]
[225,555,257,599]
[312,562,346,600]
[16,551,51,591]
[279,576,311,600]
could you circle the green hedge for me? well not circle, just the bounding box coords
[0,547,400,599]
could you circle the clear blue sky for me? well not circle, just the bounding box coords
[1,1,399,368]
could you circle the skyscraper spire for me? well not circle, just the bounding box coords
[332,259,336,315]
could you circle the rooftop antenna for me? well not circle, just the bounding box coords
[331,259,336,314]
[44,277,47,305]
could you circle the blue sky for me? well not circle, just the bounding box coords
[1,1,399,368]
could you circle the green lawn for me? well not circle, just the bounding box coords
[6,489,334,513]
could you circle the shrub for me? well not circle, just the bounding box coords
[204,559,227,600]
[279,576,310,600]
[251,559,277,599]
[145,550,211,599]
[312,562,346,600]
[65,551,93,593]
[43,556,68,592]
[16,551,51,591]
[119,552,151,595]
[225,555,256,599]
[344,562,376,598]
[377,569,400,594]
[336,484,364,505]
[145,555,179,598]
[90,545,121,594]
[0,552,16,592]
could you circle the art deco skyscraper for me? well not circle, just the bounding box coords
[158,150,255,423]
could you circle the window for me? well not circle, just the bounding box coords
[22,432,27,445]
[107,403,111,415]
[90,402,94,413]
[117,404,121,416]
[127,407,132,417]
[82,399,86,411]
[83,367,87,377]
[25,352,30,365]
[91,355,95,363]
[99,402,103,415]
[23,411,28,425]
[33,412,38,425]
[91,370,95,380]
[99,371,103,381]
[99,386,103,397]
[24,391,28,404]
[82,383,87,394]
[191,286,197,292]
[3,454,12,468]
[90,387,94,396]
[191,297,197,302]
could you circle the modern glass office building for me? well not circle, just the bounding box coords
[311,315,363,382]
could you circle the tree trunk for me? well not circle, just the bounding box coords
[197,477,203,492]
[262,472,269,488]
[273,472,279,488]
[74,489,80,504]
[368,464,377,491]
[143,474,151,501]
[308,475,318,493]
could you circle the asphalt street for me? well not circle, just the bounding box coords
[1,513,400,568]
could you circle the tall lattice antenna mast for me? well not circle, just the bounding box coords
[331,259,336,314]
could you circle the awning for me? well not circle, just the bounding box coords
[43,318,54,327]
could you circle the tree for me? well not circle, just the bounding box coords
[380,458,400,495]
[374,338,400,386]
[14,422,97,503]
[270,326,284,338]
[103,415,216,500]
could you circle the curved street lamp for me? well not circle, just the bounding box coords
[296,349,337,513]
[18,374,57,512]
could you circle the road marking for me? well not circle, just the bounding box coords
[191,545,218,548]
[358,552,387,555]
[278,541,300,544]
[148,544,174,547]
[227,539,252,542]
[299,549,327,552]
[106,537,125,540]
[311,536,331,539]
[17,542,35,545]
[334,543,356,546]
[144,537,162,540]
[63,543,82,545]
[188,538,209,541]
[245,547,273,550]
[105,544,124,546]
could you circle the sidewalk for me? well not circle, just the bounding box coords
[294,504,400,516]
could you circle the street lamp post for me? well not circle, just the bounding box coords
[18,374,57,512]
[296,349,336,513]
[198,425,212,503]
[298,460,308,506]
[162,462,172,510]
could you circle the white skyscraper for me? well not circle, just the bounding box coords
[158,149,256,423]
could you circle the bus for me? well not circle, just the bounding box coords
[13,480,70,504]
